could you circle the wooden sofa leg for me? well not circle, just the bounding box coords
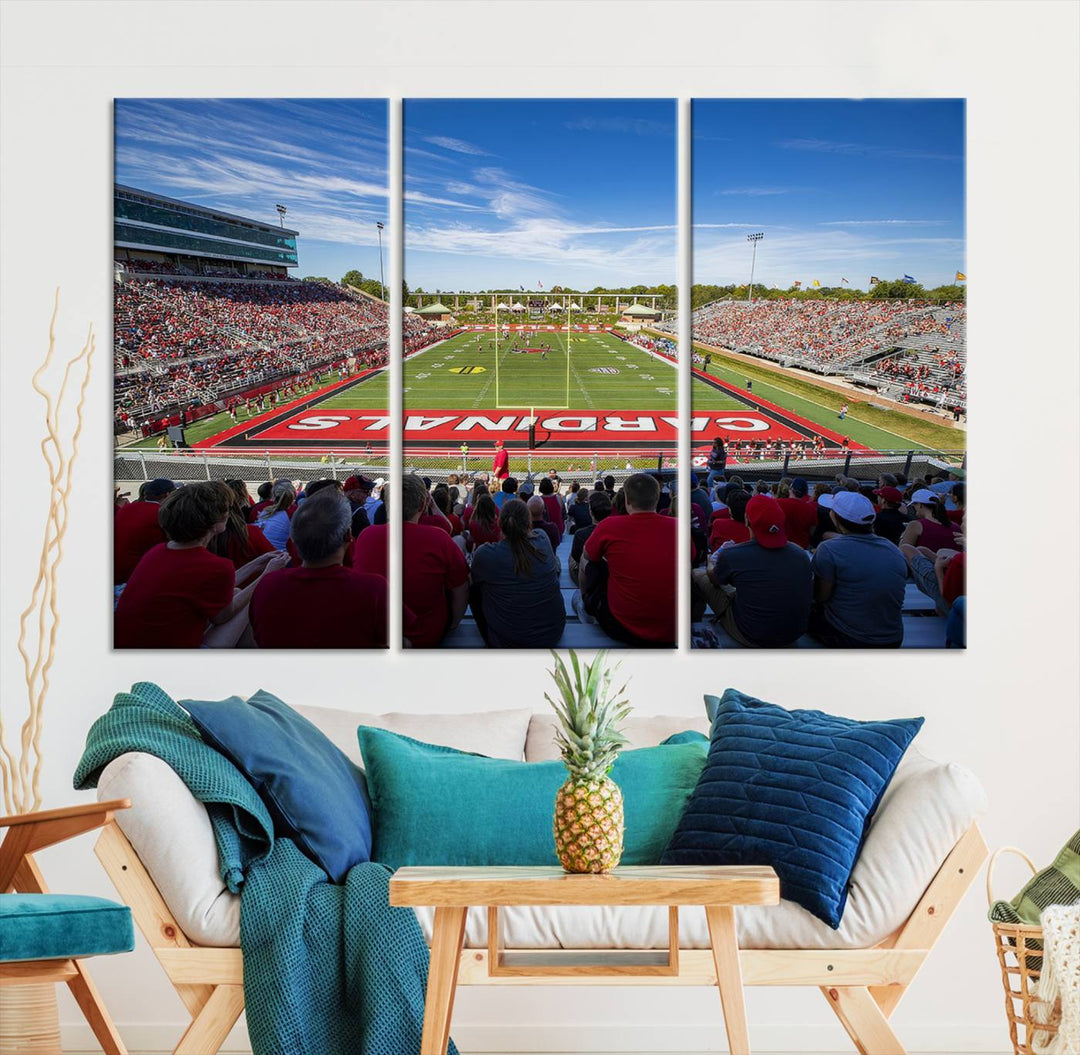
[173,984,244,1055]
[822,985,905,1055]
[66,960,127,1054]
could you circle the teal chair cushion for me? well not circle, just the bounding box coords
[0,894,135,963]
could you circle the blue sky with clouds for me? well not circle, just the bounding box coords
[114,99,388,281]
[404,99,676,291]
[693,99,966,291]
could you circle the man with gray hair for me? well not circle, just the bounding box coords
[250,489,388,649]
[527,495,560,556]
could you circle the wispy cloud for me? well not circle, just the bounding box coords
[719,187,804,197]
[820,219,947,227]
[565,116,673,136]
[777,137,961,163]
[694,225,964,290]
[115,100,390,274]
[423,134,491,156]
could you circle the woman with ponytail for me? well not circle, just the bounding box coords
[468,497,565,647]
[465,491,501,552]
[900,488,962,553]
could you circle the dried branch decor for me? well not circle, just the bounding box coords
[0,291,95,814]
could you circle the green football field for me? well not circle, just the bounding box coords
[398,329,678,411]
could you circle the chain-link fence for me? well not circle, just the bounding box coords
[402,447,678,487]
[114,448,389,488]
[690,447,964,483]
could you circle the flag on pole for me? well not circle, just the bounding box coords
[955,271,967,282]
[812,279,821,288]
[902,274,917,284]
[538,281,544,288]
[792,280,802,289]
[841,277,849,284]
[869,276,881,286]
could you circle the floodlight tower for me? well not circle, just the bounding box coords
[276,204,287,228]
[746,232,764,302]
[376,221,386,302]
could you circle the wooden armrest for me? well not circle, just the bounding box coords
[0,799,130,829]
[1,800,132,890]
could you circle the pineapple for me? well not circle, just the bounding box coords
[546,650,632,874]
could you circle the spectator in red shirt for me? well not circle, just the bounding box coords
[775,477,819,550]
[538,477,565,538]
[207,484,276,569]
[580,473,676,647]
[708,490,751,551]
[900,490,962,553]
[353,474,469,647]
[431,488,464,536]
[115,481,288,649]
[464,492,502,552]
[250,490,388,649]
[113,478,175,584]
[492,439,510,481]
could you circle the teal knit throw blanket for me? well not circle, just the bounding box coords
[74,682,455,1055]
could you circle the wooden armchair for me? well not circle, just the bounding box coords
[1,799,134,1055]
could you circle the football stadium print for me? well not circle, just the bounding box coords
[111,96,965,652]
[112,99,392,650]
[399,99,679,649]
[684,99,966,650]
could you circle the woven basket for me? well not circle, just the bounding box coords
[989,846,1062,1055]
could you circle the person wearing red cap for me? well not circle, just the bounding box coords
[872,485,911,546]
[492,439,510,482]
[691,494,812,647]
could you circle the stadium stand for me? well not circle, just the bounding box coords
[114,273,388,429]
[660,298,966,408]
[113,476,388,649]
[689,469,966,649]
[408,472,677,650]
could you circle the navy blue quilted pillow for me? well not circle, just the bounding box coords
[662,689,923,928]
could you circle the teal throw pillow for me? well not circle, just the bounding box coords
[357,727,707,870]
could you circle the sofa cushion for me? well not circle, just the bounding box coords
[358,728,707,870]
[662,689,923,929]
[0,894,134,963]
[99,752,241,946]
[525,712,710,762]
[296,704,533,766]
[182,690,371,882]
[97,741,985,952]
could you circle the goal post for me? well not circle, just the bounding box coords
[493,302,572,411]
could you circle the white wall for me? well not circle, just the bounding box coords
[1,3,1078,1052]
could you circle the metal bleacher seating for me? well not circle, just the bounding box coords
[440,530,619,649]
[692,582,948,649]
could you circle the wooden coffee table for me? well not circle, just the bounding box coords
[390,864,780,1055]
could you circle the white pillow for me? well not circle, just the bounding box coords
[295,704,533,764]
[525,712,710,762]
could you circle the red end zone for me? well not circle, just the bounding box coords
[246,408,813,445]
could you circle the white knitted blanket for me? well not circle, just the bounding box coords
[1033,902,1080,1055]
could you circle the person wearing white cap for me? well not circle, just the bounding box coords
[900,489,962,554]
[810,490,908,648]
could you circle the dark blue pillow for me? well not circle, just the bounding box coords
[182,690,371,882]
[662,689,923,928]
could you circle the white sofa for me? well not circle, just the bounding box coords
[97,704,988,955]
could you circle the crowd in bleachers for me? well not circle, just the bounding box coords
[114,473,389,649]
[685,298,966,374]
[690,436,966,649]
[854,346,967,412]
[114,273,389,426]
[626,332,676,357]
[383,468,678,649]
